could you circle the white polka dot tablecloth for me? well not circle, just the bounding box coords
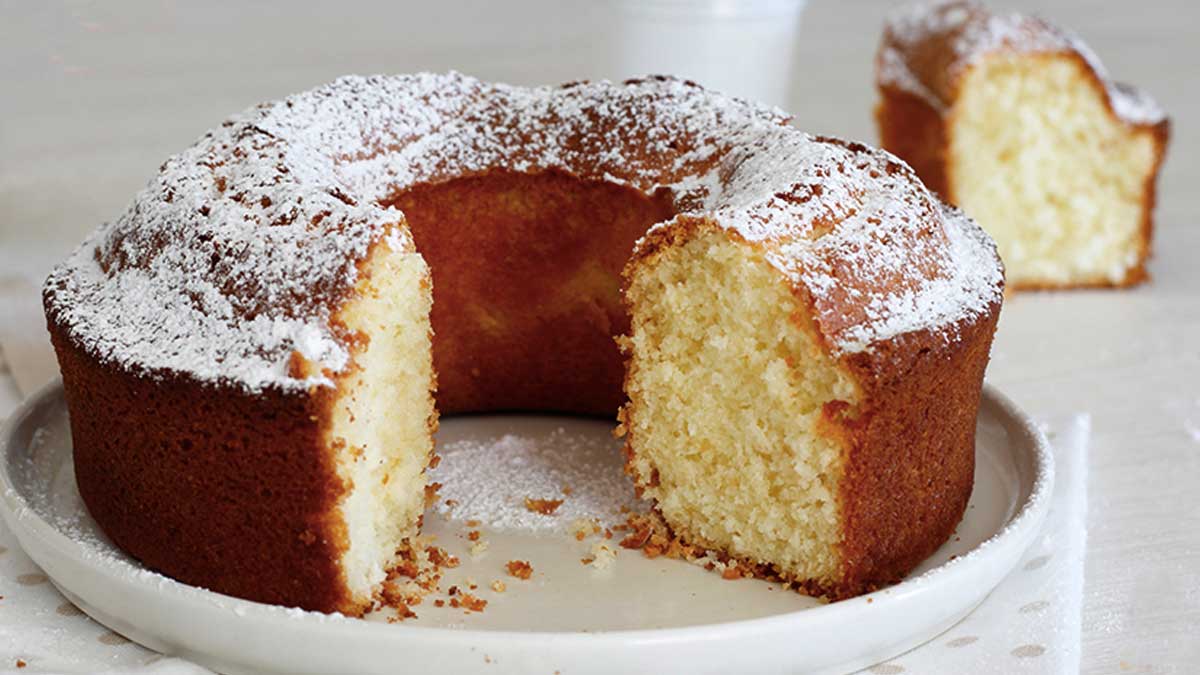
[0,339,1089,674]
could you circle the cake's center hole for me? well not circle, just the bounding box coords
[383,170,677,416]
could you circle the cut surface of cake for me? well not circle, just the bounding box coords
[45,73,1003,613]
[876,0,1170,289]
[322,237,437,607]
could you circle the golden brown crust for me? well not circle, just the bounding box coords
[48,322,365,615]
[875,90,951,200]
[876,4,1171,290]
[828,300,998,593]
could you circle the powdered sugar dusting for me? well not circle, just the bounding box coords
[1105,81,1168,126]
[662,127,1003,354]
[878,0,1167,125]
[429,427,644,532]
[833,203,1001,352]
[46,71,1003,391]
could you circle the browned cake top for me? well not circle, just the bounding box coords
[44,72,1002,393]
[878,0,1166,125]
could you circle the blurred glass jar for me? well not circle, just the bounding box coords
[602,0,808,108]
[400,1,807,109]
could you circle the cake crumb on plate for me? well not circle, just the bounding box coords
[524,497,563,515]
[506,560,533,580]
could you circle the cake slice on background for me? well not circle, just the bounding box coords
[875,0,1170,289]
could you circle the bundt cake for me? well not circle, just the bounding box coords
[44,72,1004,615]
[876,0,1170,289]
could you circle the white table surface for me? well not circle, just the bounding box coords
[1,1,1197,672]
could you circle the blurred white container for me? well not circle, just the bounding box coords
[408,1,807,110]
[604,0,808,108]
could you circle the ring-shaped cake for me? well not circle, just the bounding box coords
[44,73,1004,614]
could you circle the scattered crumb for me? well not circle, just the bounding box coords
[619,518,653,550]
[491,580,506,593]
[385,603,418,622]
[370,536,467,620]
[618,513,770,584]
[524,497,564,515]
[583,541,617,570]
[444,498,459,508]
[428,454,442,469]
[428,546,460,568]
[469,539,490,557]
[570,518,602,541]
[424,482,443,507]
[465,519,481,527]
[434,599,445,607]
[561,485,573,496]
[467,530,481,541]
[380,577,425,609]
[450,592,488,613]
[506,560,534,580]
[462,593,487,612]
[16,661,27,669]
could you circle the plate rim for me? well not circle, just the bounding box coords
[0,378,1054,664]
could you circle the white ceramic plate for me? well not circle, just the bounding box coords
[0,380,1052,675]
